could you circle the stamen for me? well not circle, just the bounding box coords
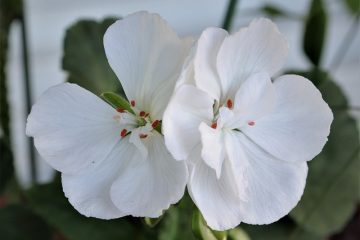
[116,108,125,113]
[139,111,146,117]
[152,120,160,129]
[211,122,217,129]
[130,100,136,107]
[144,113,150,117]
[139,134,148,139]
[227,99,233,109]
[120,129,128,137]
[248,121,255,126]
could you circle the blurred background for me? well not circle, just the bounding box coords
[0,0,359,239]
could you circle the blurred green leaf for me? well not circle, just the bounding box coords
[227,228,250,240]
[62,17,125,96]
[344,0,360,15]
[0,204,52,240]
[303,0,327,66]
[26,180,156,240]
[242,218,320,240]
[260,5,287,18]
[0,0,24,193]
[0,138,13,192]
[144,216,163,228]
[192,208,227,240]
[288,70,360,236]
[159,195,196,240]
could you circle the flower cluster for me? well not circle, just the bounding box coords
[26,11,333,230]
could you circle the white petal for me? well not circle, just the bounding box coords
[128,123,152,157]
[242,75,333,162]
[163,84,213,160]
[110,132,188,217]
[228,132,308,224]
[198,122,225,178]
[223,131,249,201]
[175,43,197,88]
[61,140,133,219]
[194,28,228,100]
[104,11,194,120]
[187,145,242,231]
[229,72,276,129]
[216,18,288,100]
[26,83,121,175]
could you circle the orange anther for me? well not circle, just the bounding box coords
[227,99,233,109]
[120,129,128,137]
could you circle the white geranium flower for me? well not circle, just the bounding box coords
[163,18,333,230]
[26,12,193,219]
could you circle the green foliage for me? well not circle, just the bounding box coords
[0,204,52,240]
[192,208,227,240]
[62,17,125,96]
[0,0,24,193]
[242,218,321,240]
[288,70,360,236]
[25,179,157,240]
[0,138,13,192]
[344,0,360,15]
[227,228,250,240]
[158,195,196,240]
[260,4,287,18]
[303,0,327,66]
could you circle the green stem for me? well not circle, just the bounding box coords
[20,5,37,183]
[222,0,239,31]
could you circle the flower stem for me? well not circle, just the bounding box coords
[20,4,37,184]
[222,0,239,31]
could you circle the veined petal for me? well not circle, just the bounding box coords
[228,132,308,224]
[187,145,243,231]
[104,11,194,120]
[230,72,276,129]
[194,28,228,101]
[216,18,288,100]
[110,132,188,217]
[61,140,133,219]
[223,131,249,201]
[198,122,225,178]
[242,75,333,162]
[26,83,121,175]
[129,123,153,157]
[163,84,213,160]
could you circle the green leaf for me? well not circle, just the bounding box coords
[344,0,360,15]
[144,216,163,228]
[0,204,52,240]
[26,179,156,240]
[303,0,327,66]
[242,218,320,240]
[158,195,196,240]
[62,17,125,96]
[0,0,24,193]
[260,5,287,18]
[101,92,134,114]
[192,208,227,240]
[0,138,13,192]
[227,228,250,240]
[288,70,360,236]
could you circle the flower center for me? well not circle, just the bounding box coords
[114,100,160,139]
[211,98,255,130]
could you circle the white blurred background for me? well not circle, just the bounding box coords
[6,0,359,188]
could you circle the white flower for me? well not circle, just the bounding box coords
[26,12,193,219]
[163,19,333,230]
